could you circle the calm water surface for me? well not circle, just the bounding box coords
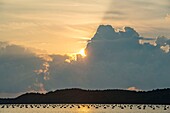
[0,104,169,113]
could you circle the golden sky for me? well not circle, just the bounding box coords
[0,0,170,54]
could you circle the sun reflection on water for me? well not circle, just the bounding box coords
[77,105,91,113]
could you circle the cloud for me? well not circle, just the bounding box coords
[46,25,170,90]
[0,42,51,94]
[102,11,125,20]
[83,25,170,89]
[1,25,170,98]
[104,0,170,21]
[127,87,141,91]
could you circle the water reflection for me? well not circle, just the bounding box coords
[0,104,170,113]
[77,105,91,113]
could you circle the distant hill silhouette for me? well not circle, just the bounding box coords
[1,88,170,104]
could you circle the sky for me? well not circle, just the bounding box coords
[0,0,170,54]
[0,0,170,98]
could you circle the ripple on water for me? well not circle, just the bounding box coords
[0,104,169,113]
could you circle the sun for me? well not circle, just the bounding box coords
[79,48,86,57]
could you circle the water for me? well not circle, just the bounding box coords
[0,104,169,113]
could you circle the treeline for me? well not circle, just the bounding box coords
[0,88,170,104]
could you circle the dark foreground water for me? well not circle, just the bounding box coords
[0,104,169,113]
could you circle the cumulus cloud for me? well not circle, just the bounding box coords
[83,25,170,89]
[47,25,170,90]
[1,25,170,98]
[0,43,51,94]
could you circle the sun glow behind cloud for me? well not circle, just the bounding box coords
[79,48,86,57]
[64,48,87,63]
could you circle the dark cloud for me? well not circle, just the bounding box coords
[1,25,170,97]
[156,36,170,46]
[0,43,46,93]
[83,25,170,89]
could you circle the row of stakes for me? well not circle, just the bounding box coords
[0,104,169,110]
